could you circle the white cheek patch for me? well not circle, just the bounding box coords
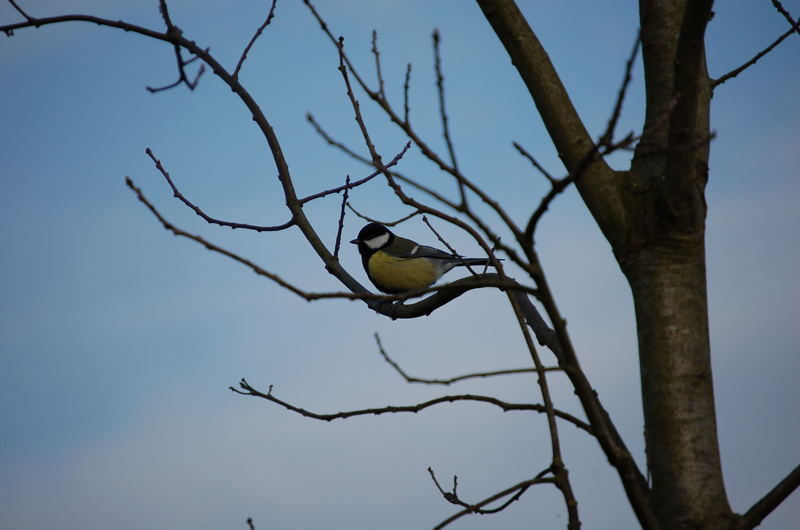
[364,233,390,249]
[410,245,419,255]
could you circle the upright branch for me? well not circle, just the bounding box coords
[332,174,350,259]
[432,29,465,206]
[233,0,278,80]
[370,29,386,99]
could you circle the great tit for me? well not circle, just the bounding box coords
[350,222,496,294]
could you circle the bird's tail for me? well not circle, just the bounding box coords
[454,257,500,268]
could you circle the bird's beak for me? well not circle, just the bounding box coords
[349,239,358,244]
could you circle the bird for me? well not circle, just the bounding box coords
[350,222,497,294]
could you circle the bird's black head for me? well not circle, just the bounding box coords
[350,223,394,259]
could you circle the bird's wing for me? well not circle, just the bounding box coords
[402,244,458,260]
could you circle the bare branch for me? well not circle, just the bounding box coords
[7,0,33,22]
[246,517,255,530]
[599,31,641,147]
[713,5,800,88]
[513,141,556,183]
[233,0,278,80]
[370,29,386,99]
[147,1,206,93]
[230,379,592,432]
[297,141,411,204]
[403,62,412,124]
[432,29,465,206]
[346,203,421,227]
[374,333,542,385]
[772,0,800,35]
[737,463,800,529]
[332,175,350,259]
[421,215,480,276]
[145,147,296,232]
[430,467,556,529]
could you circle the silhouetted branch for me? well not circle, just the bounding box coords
[297,142,411,204]
[403,62,412,124]
[430,466,555,528]
[146,0,206,93]
[333,175,350,259]
[7,0,32,22]
[713,4,800,88]
[230,379,592,432]
[346,203,421,227]
[737,463,800,529]
[432,29,465,206]
[233,0,278,80]
[145,147,296,231]
[374,333,542,385]
[772,0,800,35]
[513,141,556,183]
[599,32,641,147]
[370,29,386,99]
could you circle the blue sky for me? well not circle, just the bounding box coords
[1,1,798,529]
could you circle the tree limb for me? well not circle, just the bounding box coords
[737,463,800,529]
[231,379,592,432]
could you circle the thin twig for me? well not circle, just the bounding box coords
[432,29,464,206]
[7,0,33,22]
[233,0,278,80]
[403,62,412,124]
[430,467,556,529]
[421,215,479,276]
[737,463,800,529]
[346,203,421,227]
[297,142,411,204]
[333,175,350,259]
[374,333,545,385]
[600,32,641,147]
[230,379,592,432]
[713,6,800,88]
[370,29,386,99]
[146,1,206,93]
[513,141,556,183]
[772,0,800,35]
[145,147,296,231]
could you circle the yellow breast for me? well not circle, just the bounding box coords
[368,252,440,293]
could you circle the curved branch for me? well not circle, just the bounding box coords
[145,147,296,232]
[374,333,541,386]
[432,471,555,529]
[230,379,592,432]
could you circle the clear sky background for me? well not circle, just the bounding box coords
[1,1,798,529]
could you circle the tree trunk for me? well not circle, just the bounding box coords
[619,1,735,527]
[619,241,734,528]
